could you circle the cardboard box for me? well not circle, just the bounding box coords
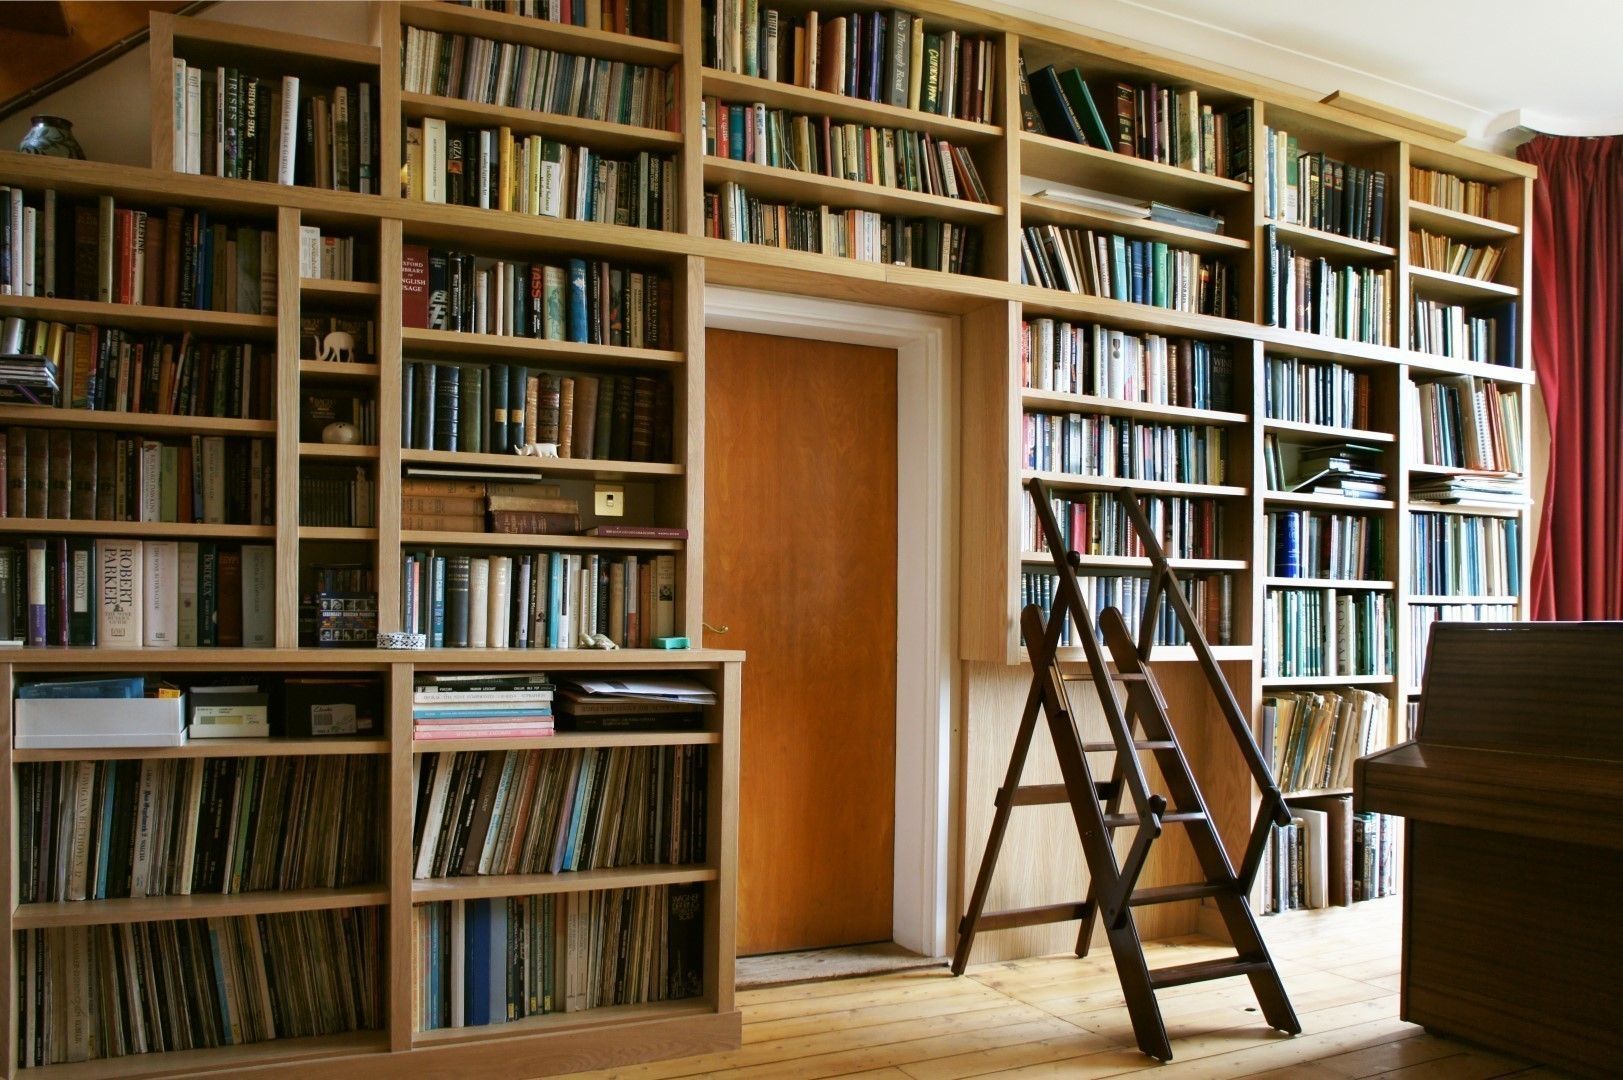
[16,697,187,749]
[188,687,270,739]
[282,678,383,737]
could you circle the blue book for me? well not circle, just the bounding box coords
[465,900,491,1027]
[728,108,745,162]
[94,765,116,899]
[490,363,509,452]
[17,676,145,699]
[548,552,564,648]
[567,259,588,343]
[207,924,234,1043]
[1279,511,1300,577]
[430,556,447,648]
[412,706,552,719]
[560,755,595,870]
[508,365,528,451]
[489,898,509,1021]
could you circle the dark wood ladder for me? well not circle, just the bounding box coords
[950,477,1300,1062]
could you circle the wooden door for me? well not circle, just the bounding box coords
[704,328,898,956]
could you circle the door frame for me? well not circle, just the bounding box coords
[704,288,958,957]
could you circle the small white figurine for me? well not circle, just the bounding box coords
[317,330,356,363]
[515,442,560,458]
[580,632,619,650]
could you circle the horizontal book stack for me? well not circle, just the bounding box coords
[1020,224,1236,317]
[1262,130,1388,243]
[1410,166,1498,217]
[400,549,678,649]
[299,466,376,528]
[1408,601,1517,683]
[705,182,980,273]
[17,910,383,1066]
[1263,355,1371,429]
[1022,492,1225,560]
[1263,587,1391,678]
[1262,438,1387,501]
[168,62,377,191]
[0,539,275,649]
[0,430,274,523]
[0,323,271,416]
[1022,570,1233,647]
[1261,687,1390,792]
[554,678,708,731]
[1263,225,1393,345]
[18,756,381,901]
[1022,412,1227,485]
[704,5,997,123]
[1021,61,1252,180]
[401,246,673,349]
[1410,230,1504,281]
[1409,512,1520,596]
[1409,297,1516,365]
[401,28,674,130]
[400,476,568,532]
[1406,377,1524,473]
[452,0,668,38]
[703,99,988,202]
[404,120,676,230]
[1267,509,1383,580]
[412,672,555,741]
[415,896,559,1030]
[1022,318,1233,410]
[413,745,706,875]
[402,363,673,461]
[297,225,371,281]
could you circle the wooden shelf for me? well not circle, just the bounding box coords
[1407,594,1519,605]
[412,730,719,753]
[1021,553,1247,572]
[300,526,378,541]
[1408,463,1522,478]
[1261,674,1396,687]
[1014,284,1259,341]
[1403,352,1534,383]
[0,405,275,436]
[300,442,380,460]
[13,886,389,929]
[400,0,682,67]
[1263,491,1396,511]
[411,999,715,1048]
[167,11,379,67]
[1019,195,1250,256]
[399,326,682,367]
[1023,471,1247,498]
[1021,389,1249,426]
[1408,201,1520,241]
[400,447,683,479]
[701,68,1003,144]
[1407,500,1529,517]
[704,155,1004,224]
[399,529,682,551]
[1280,787,1355,799]
[1262,418,1395,444]
[0,518,275,539]
[1265,578,1394,590]
[300,359,381,381]
[1020,132,1252,206]
[0,294,277,336]
[14,737,391,762]
[1408,265,1519,302]
[400,91,682,155]
[410,864,718,902]
[1268,221,1397,261]
[300,278,381,302]
[17,1032,390,1080]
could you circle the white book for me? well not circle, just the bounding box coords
[468,557,490,647]
[423,116,448,203]
[185,66,202,174]
[241,545,275,648]
[176,542,199,648]
[1296,807,1330,909]
[129,761,160,897]
[176,762,203,896]
[488,555,513,648]
[96,539,143,648]
[143,541,179,647]
[299,225,322,278]
[278,75,300,185]
[414,758,456,879]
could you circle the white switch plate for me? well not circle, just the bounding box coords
[594,485,624,516]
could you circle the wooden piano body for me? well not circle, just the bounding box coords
[1355,622,1623,1078]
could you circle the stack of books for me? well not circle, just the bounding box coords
[554,673,714,730]
[0,351,57,405]
[412,672,556,740]
[1263,437,1387,500]
[1022,570,1232,648]
[1409,473,1527,506]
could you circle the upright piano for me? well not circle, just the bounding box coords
[1355,622,1623,1078]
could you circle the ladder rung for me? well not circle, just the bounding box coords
[1081,740,1176,753]
[1102,810,1205,829]
[968,901,1093,933]
[1002,783,1114,807]
[1061,672,1147,683]
[1148,956,1274,990]
[1129,882,1233,906]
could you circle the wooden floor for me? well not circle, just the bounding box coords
[563,899,1575,1079]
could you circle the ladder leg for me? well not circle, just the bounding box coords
[1102,908,1174,1061]
[1213,892,1301,1035]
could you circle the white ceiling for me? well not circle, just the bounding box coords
[973,0,1623,143]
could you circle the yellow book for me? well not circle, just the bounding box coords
[498,126,515,213]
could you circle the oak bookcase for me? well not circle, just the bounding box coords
[0,0,1534,1072]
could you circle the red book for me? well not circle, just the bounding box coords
[114,209,134,304]
[401,243,430,328]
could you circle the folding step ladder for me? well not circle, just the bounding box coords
[951,477,1300,1062]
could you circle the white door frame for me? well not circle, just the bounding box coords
[704,287,958,957]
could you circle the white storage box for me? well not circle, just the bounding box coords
[15,697,187,749]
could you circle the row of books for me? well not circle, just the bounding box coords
[1262,130,1389,244]
[1409,512,1520,597]
[400,549,679,649]
[18,756,380,903]
[1,321,270,417]
[1022,318,1234,411]
[300,579,379,649]
[1020,62,1253,180]
[1258,803,1399,913]
[1021,182,1227,235]
[17,911,382,1066]
[296,226,371,282]
[416,895,558,1030]
[1263,227,1394,345]
[0,430,274,525]
[1267,509,1384,581]
[702,5,997,124]
[1022,493,1225,561]
[401,246,674,350]
[1261,688,1390,793]
[702,99,989,202]
[401,28,675,130]
[1407,376,1524,474]
[1263,587,1391,679]
[705,182,981,273]
[1409,297,1517,365]
[1020,570,1233,648]
[452,0,668,38]
[402,362,673,462]
[1259,806,1329,913]
[1410,229,1505,282]
[1262,438,1387,501]
[1410,166,1499,218]
[1022,412,1228,486]
[0,539,275,649]
[1263,355,1373,431]
[1409,602,1517,684]
[1020,224,1237,317]
[413,746,707,877]
[299,466,376,529]
[405,121,677,231]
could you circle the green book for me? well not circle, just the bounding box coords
[543,264,566,341]
[1055,68,1113,154]
[921,33,943,114]
[1153,242,1169,308]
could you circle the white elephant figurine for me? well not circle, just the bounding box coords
[317,330,356,363]
[516,442,560,458]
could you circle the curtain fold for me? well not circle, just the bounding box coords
[1515,135,1623,620]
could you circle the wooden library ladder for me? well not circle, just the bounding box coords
[951,477,1300,1062]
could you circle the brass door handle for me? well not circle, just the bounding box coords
[703,622,730,635]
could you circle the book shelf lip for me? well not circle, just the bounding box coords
[411,731,720,754]
[408,646,745,665]
[0,518,276,539]
[1261,674,1396,687]
[300,359,382,381]
[0,294,278,336]
[399,326,683,368]
[1261,418,1396,444]
[0,647,744,667]
[1262,491,1396,511]
[1019,131,1253,204]
[1403,352,1534,384]
[700,68,1004,144]
[12,885,389,929]
[410,864,718,902]
[15,1031,390,1080]
[399,529,683,552]
[399,0,683,67]
[395,200,694,264]
[704,155,1005,225]
[1023,553,1248,572]
[12,737,392,762]
[1258,326,1407,368]
[410,998,718,1048]
[1014,286,1259,341]
[1407,594,1520,605]
[300,526,379,541]
[1265,577,1395,590]
[300,442,381,460]
[400,447,683,479]
[399,91,683,153]
[1268,220,1397,261]
[1407,200,1520,240]
[1019,195,1251,255]
[1406,499,1528,518]
[1407,264,1519,302]
[1024,470,1247,498]
[165,12,381,68]
[0,405,276,436]
[1408,463,1522,479]
[1280,786,1355,799]
[300,277,382,302]
[1021,389,1248,426]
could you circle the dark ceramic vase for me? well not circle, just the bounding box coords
[17,116,85,159]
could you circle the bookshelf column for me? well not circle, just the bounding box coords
[376,218,405,632]
[386,660,414,1052]
[276,206,305,647]
[0,663,13,1080]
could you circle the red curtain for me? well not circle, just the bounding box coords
[1516,135,1623,619]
